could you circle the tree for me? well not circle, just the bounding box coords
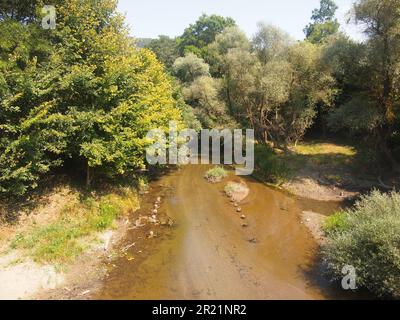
[304,0,340,44]
[182,76,234,129]
[178,14,236,56]
[252,22,293,64]
[173,53,210,83]
[219,24,335,149]
[0,0,42,22]
[207,26,251,76]
[327,0,400,171]
[0,0,183,196]
[146,35,180,71]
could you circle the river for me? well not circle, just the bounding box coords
[94,164,362,300]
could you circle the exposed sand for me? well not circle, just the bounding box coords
[0,251,64,300]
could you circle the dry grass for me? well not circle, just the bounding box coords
[3,187,139,265]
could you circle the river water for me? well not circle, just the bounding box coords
[94,165,363,300]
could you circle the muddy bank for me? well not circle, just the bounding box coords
[282,178,359,202]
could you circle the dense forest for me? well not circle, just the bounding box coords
[0,0,400,299]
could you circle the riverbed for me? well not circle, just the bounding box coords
[93,165,360,300]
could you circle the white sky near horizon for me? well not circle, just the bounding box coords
[117,0,365,41]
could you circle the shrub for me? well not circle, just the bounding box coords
[253,144,288,185]
[204,166,227,183]
[323,211,349,233]
[322,190,400,298]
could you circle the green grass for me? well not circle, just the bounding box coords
[224,184,235,195]
[204,166,228,182]
[286,141,357,169]
[253,140,374,185]
[323,211,349,234]
[10,189,139,265]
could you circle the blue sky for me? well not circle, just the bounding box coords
[117,0,364,41]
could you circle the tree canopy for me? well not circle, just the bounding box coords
[0,0,183,196]
[304,0,340,44]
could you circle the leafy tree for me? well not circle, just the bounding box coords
[178,14,236,56]
[304,0,340,44]
[182,75,234,129]
[0,18,59,195]
[207,26,250,76]
[216,24,336,149]
[326,0,400,171]
[252,22,293,64]
[0,0,183,196]
[173,53,210,83]
[146,35,180,71]
[0,0,42,22]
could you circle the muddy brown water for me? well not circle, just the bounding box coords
[94,165,363,300]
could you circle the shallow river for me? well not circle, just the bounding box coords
[94,165,363,300]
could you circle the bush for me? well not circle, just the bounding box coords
[323,211,349,233]
[253,144,288,185]
[322,190,400,298]
[204,166,227,183]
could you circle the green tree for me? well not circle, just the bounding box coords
[173,53,210,83]
[0,0,42,22]
[0,0,183,196]
[219,24,335,149]
[146,35,180,71]
[252,22,293,64]
[326,0,400,171]
[322,190,400,298]
[304,0,340,44]
[178,14,236,56]
[207,26,251,76]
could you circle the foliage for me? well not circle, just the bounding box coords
[178,14,236,56]
[252,22,293,63]
[173,53,210,83]
[218,25,336,149]
[207,26,250,76]
[146,35,180,71]
[322,190,400,298]
[0,0,183,197]
[253,144,288,184]
[323,211,349,233]
[325,0,400,170]
[304,0,340,44]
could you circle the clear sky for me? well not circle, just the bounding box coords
[117,0,365,41]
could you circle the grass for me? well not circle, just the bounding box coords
[252,139,377,188]
[204,166,228,183]
[323,211,349,234]
[10,188,139,265]
[224,183,235,195]
[287,141,357,169]
[293,142,356,157]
